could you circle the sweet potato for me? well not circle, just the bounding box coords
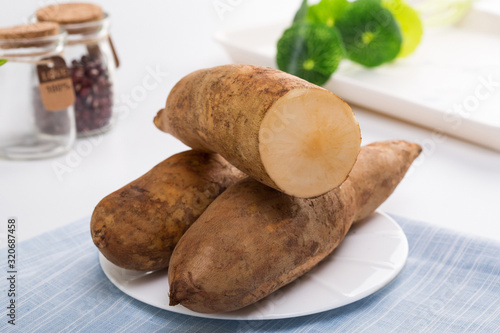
[90,150,245,271]
[154,64,361,198]
[168,140,421,313]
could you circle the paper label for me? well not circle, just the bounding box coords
[37,56,75,112]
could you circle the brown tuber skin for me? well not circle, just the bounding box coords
[168,140,422,313]
[154,64,361,198]
[90,150,245,271]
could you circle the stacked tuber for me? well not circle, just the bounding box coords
[168,140,421,313]
[91,151,245,271]
[90,64,421,314]
[154,64,361,198]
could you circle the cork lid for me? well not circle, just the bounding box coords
[0,22,59,40]
[36,3,104,24]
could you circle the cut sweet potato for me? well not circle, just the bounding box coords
[154,64,361,198]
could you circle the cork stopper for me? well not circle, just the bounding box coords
[0,22,59,40]
[36,3,104,24]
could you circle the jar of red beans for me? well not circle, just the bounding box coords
[35,3,119,137]
[0,22,76,160]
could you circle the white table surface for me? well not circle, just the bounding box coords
[1,0,499,244]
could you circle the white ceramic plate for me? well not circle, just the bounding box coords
[213,7,500,152]
[99,211,408,320]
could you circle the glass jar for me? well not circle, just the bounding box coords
[35,3,118,137]
[0,23,75,160]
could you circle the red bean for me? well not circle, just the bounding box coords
[71,54,113,134]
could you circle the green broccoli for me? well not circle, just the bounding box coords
[276,22,344,86]
[307,0,350,27]
[335,0,402,67]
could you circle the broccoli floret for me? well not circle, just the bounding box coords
[276,22,344,86]
[335,0,402,67]
[293,0,309,23]
[307,0,350,27]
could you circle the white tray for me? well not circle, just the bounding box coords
[214,6,500,152]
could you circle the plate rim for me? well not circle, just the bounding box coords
[99,210,408,321]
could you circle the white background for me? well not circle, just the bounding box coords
[1,0,499,243]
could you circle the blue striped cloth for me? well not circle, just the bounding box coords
[2,215,499,332]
